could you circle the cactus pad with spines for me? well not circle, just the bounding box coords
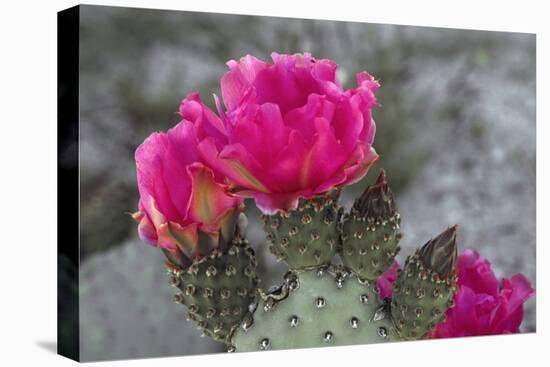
[230,266,400,352]
[341,170,402,280]
[152,171,462,351]
[391,226,458,339]
[262,192,343,269]
[167,237,259,344]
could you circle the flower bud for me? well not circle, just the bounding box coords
[418,225,458,279]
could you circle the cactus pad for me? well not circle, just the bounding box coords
[341,170,402,280]
[262,193,342,269]
[391,226,458,339]
[168,238,259,344]
[230,266,400,352]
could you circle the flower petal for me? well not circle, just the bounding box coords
[457,249,499,297]
[221,55,268,111]
[132,209,158,245]
[338,145,380,187]
[179,92,228,142]
[250,191,310,215]
[377,262,400,299]
[157,221,199,259]
[490,274,535,333]
[186,162,242,226]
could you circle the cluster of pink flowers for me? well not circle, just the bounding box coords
[376,250,535,337]
[133,52,379,256]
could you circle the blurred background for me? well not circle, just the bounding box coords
[75,4,536,361]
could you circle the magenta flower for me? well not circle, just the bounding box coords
[377,262,400,300]
[430,249,535,338]
[133,121,243,262]
[181,53,380,214]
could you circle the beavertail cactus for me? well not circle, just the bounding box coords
[229,220,458,351]
[132,52,535,354]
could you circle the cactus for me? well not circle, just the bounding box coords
[229,226,457,351]
[159,170,461,351]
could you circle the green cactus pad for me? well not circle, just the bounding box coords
[262,194,342,269]
[391,252,457,340]
[341,170,402,280]
[341,212,401,280]
[168,238,259,344]
[231,266,400,352]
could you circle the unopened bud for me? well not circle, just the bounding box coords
[353,169,396,220]
[418,225,458,279]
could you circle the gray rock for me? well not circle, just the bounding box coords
[79,240,225,361]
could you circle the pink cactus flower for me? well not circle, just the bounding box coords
[133,121,243,262]
[377,262,401,300]
[181,52,380,214]
[430,249,535,338]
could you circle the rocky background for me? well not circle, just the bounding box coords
[76,5,536,361]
